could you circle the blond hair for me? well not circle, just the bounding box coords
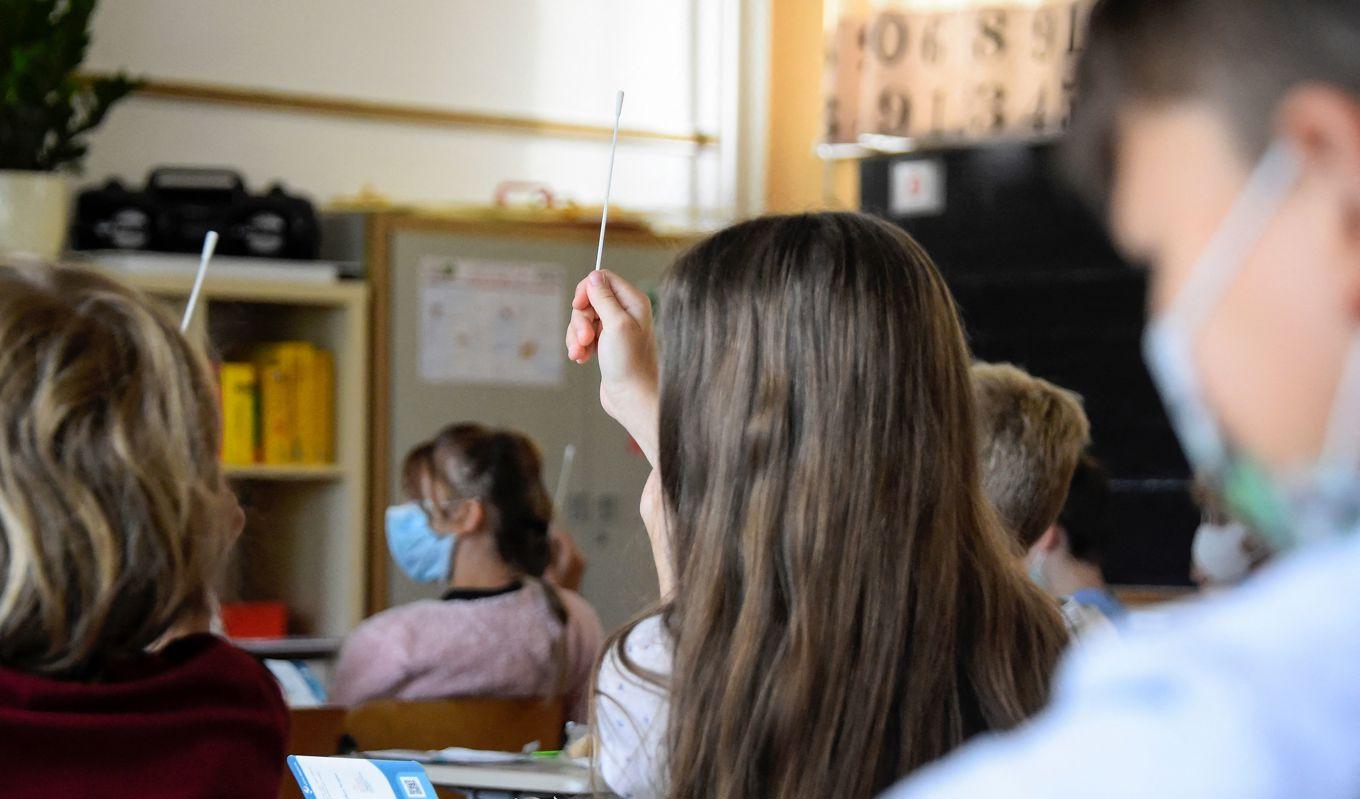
[972,362,1091,550]
[0,263,230,678]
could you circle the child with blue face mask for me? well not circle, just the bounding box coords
[385,442,456,584]
[335,424,604,720]
[878,2,1360,798]
[386,439,588,591]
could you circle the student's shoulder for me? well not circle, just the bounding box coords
[1091,532,1360,668]
[341,600,452,651]
[352,599,450,630]
[1050,532,1360,749]
[883,537,1360,799]
[164,633,267,676]
[604,614,671,677]
[162,635,288,721]
[595,615,671,797]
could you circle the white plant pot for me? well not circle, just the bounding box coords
[0,170,70,260]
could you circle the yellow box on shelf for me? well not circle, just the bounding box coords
[218,362,257,465]
[255,344,300,464]
[253,342,335,466]
[297,347,335,464]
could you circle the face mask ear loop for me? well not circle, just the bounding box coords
[1320,336,1360,470]
[1166,143,1304,331]
[1027,549,1049,592]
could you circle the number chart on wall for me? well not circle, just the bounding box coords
[417,256,566,387]
[824,0,1096,145]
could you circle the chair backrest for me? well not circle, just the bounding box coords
[280,707,349,799]
[344,696,567,753]
[289,706,349,755]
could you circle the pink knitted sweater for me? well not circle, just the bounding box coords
[331,582,604,721]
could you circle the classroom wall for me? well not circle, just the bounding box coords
[82,0,745,217]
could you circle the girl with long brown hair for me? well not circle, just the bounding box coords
[565,212,1069,799]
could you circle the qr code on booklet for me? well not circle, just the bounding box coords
[398,775,427,798]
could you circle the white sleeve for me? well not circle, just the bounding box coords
[880,534,1360,799]
[595,615,672,799]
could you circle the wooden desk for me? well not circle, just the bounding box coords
[425,761,595,799]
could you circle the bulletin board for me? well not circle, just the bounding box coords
[367,214,693,630]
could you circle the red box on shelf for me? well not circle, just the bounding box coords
[220,601,288,639]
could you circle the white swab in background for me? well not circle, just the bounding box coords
[593,90,625,271]
[180,230,219,332]
[553,443,577,517]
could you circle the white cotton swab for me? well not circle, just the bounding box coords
[553,443,578,517]
[593,90,625,271]
[180,230,219,333]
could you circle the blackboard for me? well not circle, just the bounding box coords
[862,140,1196,585]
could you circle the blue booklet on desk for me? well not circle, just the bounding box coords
[288,756,438,799]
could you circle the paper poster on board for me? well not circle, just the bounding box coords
[418,256,565,387]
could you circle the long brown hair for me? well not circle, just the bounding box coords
[0,262,230,679]
[600,213,1068,799]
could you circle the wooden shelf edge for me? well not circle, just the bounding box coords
[126,273,367,306]
[224,463,346,482]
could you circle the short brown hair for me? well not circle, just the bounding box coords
[0,263,231,678]
[1064,0,1360,206]
[972,362,1091,550]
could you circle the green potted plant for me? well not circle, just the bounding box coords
[1,0,138,258]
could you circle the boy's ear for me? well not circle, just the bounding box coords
[1031,523,1063,555]
[1277,84,1360,321]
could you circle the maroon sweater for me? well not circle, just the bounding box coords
[0,634,288,799]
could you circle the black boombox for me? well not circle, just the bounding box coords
[72,167,319,259]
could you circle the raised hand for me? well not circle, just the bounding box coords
[565,270,660,466]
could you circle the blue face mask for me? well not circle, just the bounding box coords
[1026,549,1050,592]
[385,502,456,583]
[1142,142,1360,551]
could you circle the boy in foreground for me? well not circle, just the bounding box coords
[882,0,1360,795]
